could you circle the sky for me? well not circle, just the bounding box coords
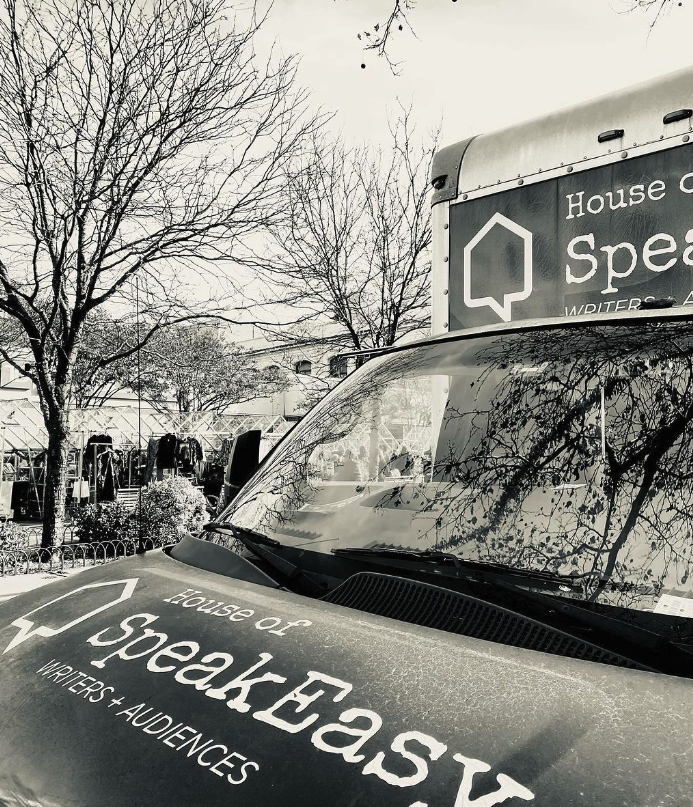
[255,0,693,149]
[235,0,693,341]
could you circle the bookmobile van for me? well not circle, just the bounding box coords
[3,67,693,807]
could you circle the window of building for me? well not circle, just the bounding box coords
[329,355,348,378]
[295,360,312,375]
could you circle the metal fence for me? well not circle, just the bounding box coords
[0,536,180,577]
[12,524,80,547]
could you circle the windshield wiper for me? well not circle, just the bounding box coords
[205,522,327,596]
[332,547,594,590]
[204,522,283,548]
[204,530,693,673]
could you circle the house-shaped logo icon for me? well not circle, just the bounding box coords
[463,212,533,322]
[3,578,138,654]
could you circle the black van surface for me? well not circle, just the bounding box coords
[0,545,691,807]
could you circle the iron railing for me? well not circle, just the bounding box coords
[11,524,80,547]
[0,536,180,576]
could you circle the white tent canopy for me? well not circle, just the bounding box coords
[0,401,290,454]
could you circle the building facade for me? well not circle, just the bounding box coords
[226,324,358,420]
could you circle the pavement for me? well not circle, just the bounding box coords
[0,566,89,603]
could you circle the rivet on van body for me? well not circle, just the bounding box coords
[443,322,448,328]
[684,135,690,143]
[518,179,524,185]
[443,257,448,262]
[621,151,628,158]
[443,223,449,229]
[567,166,573,173]
[443,289,448,295]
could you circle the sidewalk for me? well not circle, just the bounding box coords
[0,566,89,603]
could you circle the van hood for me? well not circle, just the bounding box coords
[0,548,690,807]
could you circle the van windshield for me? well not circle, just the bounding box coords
[219,319,693,618]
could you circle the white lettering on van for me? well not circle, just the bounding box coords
[566,234,597,284]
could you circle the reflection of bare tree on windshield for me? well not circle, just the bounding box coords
[216,319,693,611]
[430,323,693,604]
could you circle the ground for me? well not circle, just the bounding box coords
[0,566,89,603]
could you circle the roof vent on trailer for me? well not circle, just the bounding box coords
[663,108,693,125]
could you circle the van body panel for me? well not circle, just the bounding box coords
[0,549,691,807]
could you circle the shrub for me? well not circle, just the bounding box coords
[0,520,30,552]
[133,476,209,546]
[73,502,136,544]
[0,520,32,571]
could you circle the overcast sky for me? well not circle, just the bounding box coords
[256,0,693,148]
[237,0,693,339]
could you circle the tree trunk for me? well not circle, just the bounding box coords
[41,414,70,548]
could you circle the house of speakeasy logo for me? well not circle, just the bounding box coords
[3,578,138,654]
[463,212,533,323]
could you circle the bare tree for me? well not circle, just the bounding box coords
[72,317,287,412]
[70,312,167,408]
[0,0,321,546]
[355,0,417,74]
[252,107,438,354]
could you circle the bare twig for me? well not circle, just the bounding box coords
[355,0,417,74]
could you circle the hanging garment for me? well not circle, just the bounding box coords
[124,447,148,486]
[190,437,204,464]
[100,460,116,501]
[145,437,159,483]
[176,438,193,473]
[71,479,90,500]
[97,449,121,502]
[83,434,113,480]
[156,433,178,469]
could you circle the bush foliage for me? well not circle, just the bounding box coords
[135,477,208,545]
[73,501,134,544]
[0,520,32,571]
[0,520,30,552]
[73,477,208,546]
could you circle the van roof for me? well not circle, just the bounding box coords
[339,306,693,360]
